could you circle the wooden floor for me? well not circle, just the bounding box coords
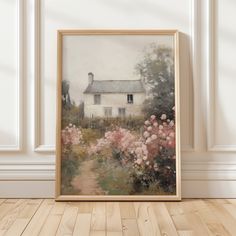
[0,199,236,235]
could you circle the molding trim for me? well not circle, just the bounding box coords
[1,180,236,198]
[180,0,200,152]
[33,0,198,153]
[1,161,235,181]
[0,0,24,152]
[206,0,236,151]
[182,161,236,180]
[190,0,200,151]
[33,0,55,153]
[0,164,55,180]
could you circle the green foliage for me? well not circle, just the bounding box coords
[61,148,80,194]
[78,116,144,133]
[81,128,102,144]
[95,158,133,195]
[136,44,175,119]
[78,102,84,120]
[62,104,80,129]
[62,80,71,109]
[154,147,176,193]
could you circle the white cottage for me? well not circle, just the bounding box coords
[83,73,146,118]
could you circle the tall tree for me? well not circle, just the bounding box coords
[136,44,175,119]
[62,80,71,109]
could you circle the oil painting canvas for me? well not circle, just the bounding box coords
[56,30,181,201]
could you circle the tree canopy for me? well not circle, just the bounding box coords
[136,44,175,120]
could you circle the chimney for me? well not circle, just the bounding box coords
[88,72,94,84]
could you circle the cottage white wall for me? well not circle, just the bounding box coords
[84,93,146,117]
[1,0,236,198]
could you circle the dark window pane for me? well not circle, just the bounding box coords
[127,94,133,104]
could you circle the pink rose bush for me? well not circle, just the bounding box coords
[89,114,175,170]
[133,114,175,169]
[61,123,83,146]
[89,127,138,164]
[80,114,176,193]
[132,114,176,192]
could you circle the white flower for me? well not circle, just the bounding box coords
[169,121,174,127]
[143,156,148,161]
[153,122,158,127]
[147,126,152,131]
[150,115,156,120]
[159,125,163,130]
[151,134,157,140]
[146,161,150,165]
[161,114,167,120]
[144,120,150,126]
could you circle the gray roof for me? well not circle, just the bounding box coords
[84,80,145,94]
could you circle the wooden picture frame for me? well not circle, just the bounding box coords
[56,30,181,201]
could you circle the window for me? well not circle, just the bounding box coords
[127,94,133,104]
[118,108,126,117]
[94,94,101,104]
[104,107,112,117]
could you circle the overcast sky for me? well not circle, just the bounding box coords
[62,35,174,105]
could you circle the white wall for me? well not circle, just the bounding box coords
[0,0,236,198]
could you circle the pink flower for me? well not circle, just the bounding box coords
[135,147,142,155]
[151,134,157,140]
[146,137,152,144]
[136,159,142,165]
[61,124,83,146]
[153,122,158,127]
[147,126,152,131]
[143,131,150,138]
[150,115,156,120]
[142,144,147,151]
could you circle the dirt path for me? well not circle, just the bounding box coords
[71,159,104,195]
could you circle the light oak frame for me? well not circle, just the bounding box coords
[56,30,181,201]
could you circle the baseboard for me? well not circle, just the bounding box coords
[0,181,55,198]
[0,161,236,198]
[1,180,236,198]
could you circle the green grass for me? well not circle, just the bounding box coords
[95,158,133,195]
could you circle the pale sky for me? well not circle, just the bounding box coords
[62,35,174,105]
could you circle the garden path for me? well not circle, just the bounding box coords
[71,159,104,195]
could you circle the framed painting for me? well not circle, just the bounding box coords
[56,30,181,201]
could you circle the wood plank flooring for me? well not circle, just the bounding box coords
[0,199,236,235]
